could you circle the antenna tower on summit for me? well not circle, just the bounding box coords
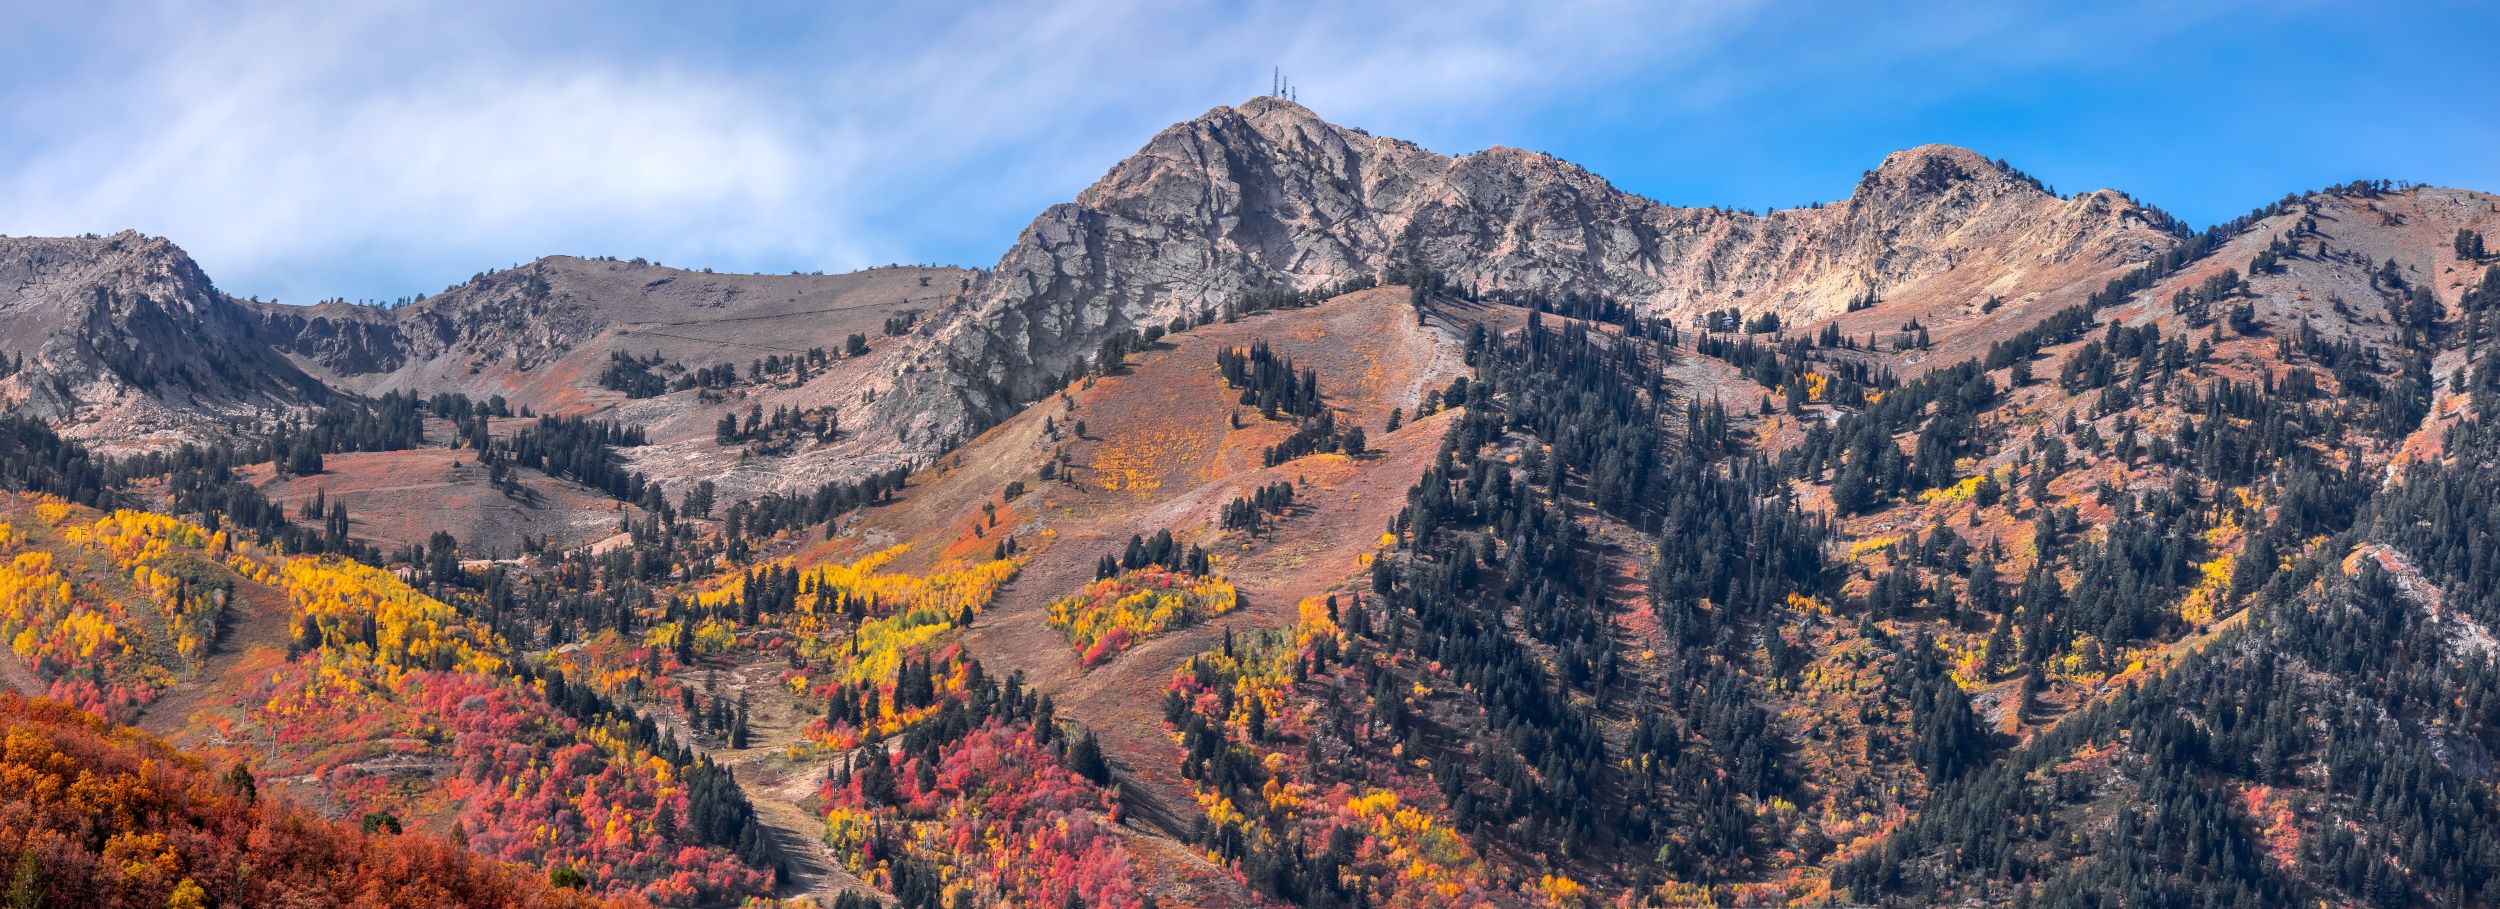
[1271,67,1298,102]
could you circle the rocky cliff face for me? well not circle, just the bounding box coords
[250,259,623,398]
[0,231,330,449]
[874,96,2186,452]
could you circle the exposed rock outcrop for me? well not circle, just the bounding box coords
[0,231,331,449]
[874,97,2185,454]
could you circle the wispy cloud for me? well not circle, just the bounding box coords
[0,0,1761,303]
[1,0,2488,304]
[0,1,853,303]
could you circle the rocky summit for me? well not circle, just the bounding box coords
[875,99,2184,456]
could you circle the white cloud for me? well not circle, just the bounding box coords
[0,1,852,302]
[0,0,1762,303]
[3,0,2482,302]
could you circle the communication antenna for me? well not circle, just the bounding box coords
[1270,67,1301,103]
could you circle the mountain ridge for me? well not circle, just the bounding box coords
[0,98,2209,503]
[869,97,2190,458]
[6,99,2486,506]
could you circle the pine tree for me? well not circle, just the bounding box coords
[1069,730,1111,785]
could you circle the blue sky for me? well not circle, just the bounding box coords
[2,0,2494,305]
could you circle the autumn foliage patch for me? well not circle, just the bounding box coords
[820,670,1146,909]
[0,691,630,909]
[1045,565,1238,666]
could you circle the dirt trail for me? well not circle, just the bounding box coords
[0,649,40,696]
[137,578,294,742]
[696,657,879,905]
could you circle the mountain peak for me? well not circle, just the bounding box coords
[1860,143,2018,197]
[0,228,329,447]
[1161,95,1332,140]
[1878,142,1995,171]
[1232,93,1319,121]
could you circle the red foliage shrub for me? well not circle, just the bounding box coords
[0,691,635,909]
